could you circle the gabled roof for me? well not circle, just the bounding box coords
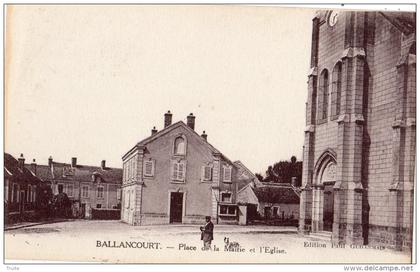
[26,161,122,184]
[4,153,42,184]
[123,121,234,165]
[237,183,259,205]
[234,161,254,178]
[33,164,54,181]
[234,160,262,190]
[253,183,300,205]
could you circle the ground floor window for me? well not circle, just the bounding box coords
[12,184,18,203]
[27,185,31,202]
[219,205,236,216]
[273,207,278,217]
[31,185,36,202]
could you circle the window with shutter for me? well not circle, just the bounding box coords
[172,162,179,180]
[202,166,212,181]
[131,160,136,178]
[223,166,232,182]
[144,160,155,177]
[117,188,121,200]
[177,163,185,181]
[172,161,185,182]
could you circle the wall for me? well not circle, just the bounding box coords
[312,11,346,161]
[259,202,299,220]
[302,10,415,250]
[121,123,239,225]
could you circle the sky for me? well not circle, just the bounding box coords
[5,5,314,174]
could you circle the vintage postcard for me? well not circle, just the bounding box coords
[3,4,416,265]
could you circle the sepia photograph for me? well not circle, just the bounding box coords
[2,3,417,266]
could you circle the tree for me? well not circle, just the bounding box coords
[256,156,302,186]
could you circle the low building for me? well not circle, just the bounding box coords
[121,111,243,225]
[237,182,300,225]
[35,157,122,219]
[4,153,44,224]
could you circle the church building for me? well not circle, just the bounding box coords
[121,111,239,225]
[299,10,415,251]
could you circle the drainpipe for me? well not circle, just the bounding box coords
[217,202,219,224]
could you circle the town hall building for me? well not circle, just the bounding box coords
[299,10,415,252]
[121,111,240,225]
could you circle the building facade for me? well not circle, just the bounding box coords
[35,157,122,218]
[299,10,415,251]
[4,153,44,224]
[121,112,240,225]
[238,182,300,224]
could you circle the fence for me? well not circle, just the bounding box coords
[91,208,121,220]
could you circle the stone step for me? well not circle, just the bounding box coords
[309,231,332,241]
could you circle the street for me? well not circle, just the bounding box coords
[5,220,411,263]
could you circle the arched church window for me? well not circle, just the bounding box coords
[317,69,329,123]
[321,162,336,183]
[331,62,342,120]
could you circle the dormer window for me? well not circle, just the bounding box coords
[92,172,101,183]
[174,136,186,155]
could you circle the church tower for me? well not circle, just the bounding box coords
[299,10,415,251]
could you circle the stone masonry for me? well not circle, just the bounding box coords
[299,10,415,252]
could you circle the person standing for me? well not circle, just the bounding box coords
[200,216,214,250]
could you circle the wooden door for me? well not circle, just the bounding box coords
[170,192,183,223]
[323,184,334,231]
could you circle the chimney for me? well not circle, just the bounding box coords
[187,113,195,130]
[48,156,53,167]
[151,126,158,135]
[291,177,297,187]
[18,153,25,170]
[31,159,37,175]
[201,130,207,141]
[101,160,106,169]
[71,157,77,168]
[164,111,172,128]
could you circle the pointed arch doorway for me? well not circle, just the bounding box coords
[313,153,337,233]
